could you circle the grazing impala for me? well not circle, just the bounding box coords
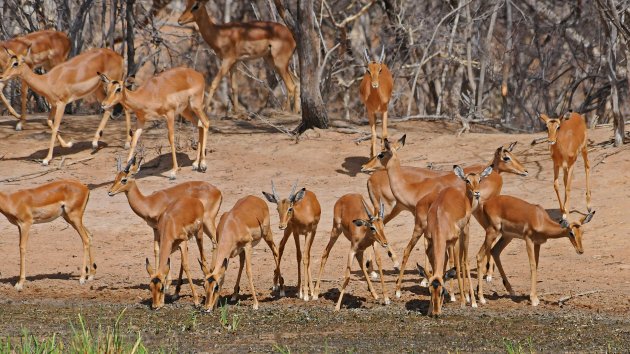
[145,196,205,309]
[178,0,299,112]
[313,194,390,311]
[0,179,96,290]
[200,196,284,311]
[0,30,70,130]
[262,181,321,301]
[417,165,492,315]
[359,47,393,169]
[476,195,595,306]
[0,48,131,165]
[108,155,222,269]
[99,67,211,180]
[539,112,592,221]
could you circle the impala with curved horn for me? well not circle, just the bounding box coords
[359,46,394,171]
[262,180,321,301]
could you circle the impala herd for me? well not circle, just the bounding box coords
[0,5,595,316]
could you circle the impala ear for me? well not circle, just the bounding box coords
[221,258,228,270]
[98,72,111,84]
[262,191,278,204]
[398,134,406,148]
[539,113,550,123]
[416,263,429,279]
[198,258,210,275]
[3,47,15,57]
[507,141,518,152]
[581,210,595,225]
[145,258,154,275]
[23,45,32,61]
[444,267,457,280]
[453,165,466,180]
[480,166,493,179]
[292,188,306,203]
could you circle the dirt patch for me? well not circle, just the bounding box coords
[0,112,629,351]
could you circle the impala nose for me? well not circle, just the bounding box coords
[474,192,481,199]
[521,170,529,177]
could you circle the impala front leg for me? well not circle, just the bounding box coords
[18,79,28,130]
[381,110,389,149]
[15,222,32,290]
[207,59,235,112]
[582,147,592,212]
[373,246,390,305]
[165,112,179,180]
[243,245,259,310]
[369,111,377,158]
[335,249,355,311]
[126,120,145,165]
[396,225,424,297]
[229,66,241,113]
[357,251,379,301]
[232,252,245,301]
[525,238,540,306]
[92,109,112,150]
[43,102,67,166]
[552,164,564,220]
[191,106,210,172]
[0,82,20,120]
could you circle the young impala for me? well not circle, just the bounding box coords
[178,0,299,112]
[418,165,492,316]
[0,48,131,165]
[0,29,70,130]
[0,179,96,290]
[262,181,321,301]
[108,155,222,269]
[539,112,592,221]
[99,67,211,180]
[145,196,205,310]
[200,196,284,311]
[476,195,595,306]
[313,194,390,311]
[359,47,394,169]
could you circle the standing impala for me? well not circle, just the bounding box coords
[0,30,70,130]
[540,112,592,221]
[178,0,299,113]
[476,195,595,306]
[146,196,205,310]
[108,155,222,269]
[200,195,284,311]
[0,48,131,165]
[359,47,393,169]
[262,181,321,301]
[0,179,96,290]
[99,67,211,179]
[418,165,492,315]
[313,194,390,311]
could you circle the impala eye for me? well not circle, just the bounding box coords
[288,207,293,212]
[12,61,18,67]
[503,156,511,162]
[191,2,200,10]
[121,178,128,185]
[115,86,121,93]
[377,152,385,159]
[466,179,471,184]
[370,226,376,232]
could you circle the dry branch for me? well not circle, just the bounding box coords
[557,290,601,305]
[0,157,94,183]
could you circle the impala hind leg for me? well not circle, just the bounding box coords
[270,55,298,112]
[477,228,500,305]
[461,226,477,308]
[231,252,245,301]
[43,102,68,166]
[525,238,540,306]
[314,225,341,299]
[193,225,207,269]
[304,226,317,300]
[582,146,592,211]
[262,225,284,297]
[207,59,235,113]
[179,241,200,306]
[396,226,424,297]
[243,245,259,310]
[292,232,304,300]
[229,67,241,113]
[373,246,390,305]
[491,236,515,296]
[357,251,379,301]
[335,249,355,311]
[0,82,20,120]
[190,101,210,172]
[165,112,180,179]
[15,222,32,290]
[64,213,96,284]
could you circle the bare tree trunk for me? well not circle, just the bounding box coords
[126,0,136,76]
[69,0,96,57]
[108,0,118,48]
[476,0,501,111]
[436,0,461,115]
[465,2,476,95]
[501,0,514,124]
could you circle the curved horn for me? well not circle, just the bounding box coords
[379,45,385,63]
[361,198,374,219]
[289,179,298,200]
[364,48,371,63]
[271,180,279,202]
[123,154,136,173]
[116,155,122,172]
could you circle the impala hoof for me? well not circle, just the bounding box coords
[88,275,95,281]
[370,271,378,280]
[92,141,99,150]
[15,122,23,131]
[303,294,310,301]
[531,298,540,306]
[124,142,131,149]
[199,163,207,173]
[66,141,74,148]
[79,278,86,285]
[168,171,177,180]
[192,162,199,171]
[279,290,286,297]
[395,290,402,298]
[14,282,24,291]
[420,278,429,287]
[42,159,50,166]
[252,303,259,310]
[384,297,391,305]
[472,302,478,308]
[485,275,493,282]
[480,298,487,305]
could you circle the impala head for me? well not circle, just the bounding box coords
[262,180,306,230]
[0,47,29,82]
[146,258,170,310]
[562,210,595,254]
[98,72,125,110]
[108,155,142,196]
[200,258,227,312]
[178,0,208,25]
[453,165,492,201]
[494,142,528,176]
[417,264,456,317]
[353,199,388,247]
[360,134,406,172]
[363,46,386,89]
[539,113,564,145]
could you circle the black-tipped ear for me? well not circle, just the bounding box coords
[221,258,228,269]
[352,219,366,227]
[560,219,570,228]
[508,141,517,152]
[416,263,427,278]
[582,210,595,224]
[399,134,406,147]
[384,138,391,151]
[480,165,493,179]
[292,188,306,203]
[453,165,466,180]
[444,267,457,280]
[262,191,278,204]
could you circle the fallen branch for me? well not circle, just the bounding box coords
[530,136,548,145]
[557,290,601,305]
[0,157,94,183]
[593,144,630,168]
[250,112,295,138]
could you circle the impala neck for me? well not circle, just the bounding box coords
[194,6,221,53]
[385,153,413,209]
[18,66,53,99]
[123,180,153,221]
[0,191,12,217]
[541,219,570,239]
[431,238,447,279]
[121,87,145,112]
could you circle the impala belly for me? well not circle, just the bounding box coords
[31,204,63,224]
[238,40,271,60]
[500,219,528,239]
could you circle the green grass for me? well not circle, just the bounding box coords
[218,299,240,333]
[0,308,147,354]
[502,337,534,354]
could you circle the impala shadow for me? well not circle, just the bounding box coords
[336,156,370,177]
[319,287,369,309]
[3,141,108,162]
[0,272,74,285]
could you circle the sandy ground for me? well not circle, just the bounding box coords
[0,111,628,351]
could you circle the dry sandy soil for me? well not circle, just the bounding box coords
[0,111,628,352]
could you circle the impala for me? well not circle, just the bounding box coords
[0,179,96,290]
[418,165,492,316]
[0,30,70,130]
[99,67,211,180]
[359,47,394,169]
[108,155,222,269]
[145,196,205,309]
[313,194,390,311]
[178,0,299,113]
[262,181,321,301]
[0,48,131,165]
[476,195,595,306]
[200,196,284,311]
[540,112,592,222]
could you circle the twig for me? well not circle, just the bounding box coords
[530,136,548,145]
[557,290,601,305]
[354,133,383,144]
[250,113,295,137]
[0,157,94,183]
[593,144,630,168]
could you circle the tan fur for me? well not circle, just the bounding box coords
[359,60,394,163]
